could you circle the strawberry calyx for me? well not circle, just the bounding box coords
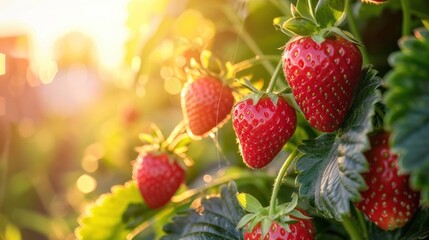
[135,122,193,170]
[236,193,311,239]
[172,37,203,76]
[237,75,296,106]
[274,0,361,45]
[183,49,238,87]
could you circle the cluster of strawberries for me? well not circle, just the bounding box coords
[131,0,420,238]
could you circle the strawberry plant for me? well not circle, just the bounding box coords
[75,0,429,239]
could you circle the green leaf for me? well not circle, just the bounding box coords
[75,181,144,240]
[290,4,302,18]
[278,193,298,215]
[236,213,256,230]
[161,181,245,240]
[266,93,279,106]
[315,0,346,28]
[282,17,319,36]
[237,193,263,213]
[296,0,316,21]
[273,16,295,36]
[260,218,271,240]
[138,133,156,145]
[385,28,429,204]
[169,133,192,152]
[296,66,382,220]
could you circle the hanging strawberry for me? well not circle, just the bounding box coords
[237,193,315,240]
[133,123,192,209]
[232,93,296,169]
[275,0,363,133]
[180,50,235,139]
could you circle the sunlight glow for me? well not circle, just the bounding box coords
[81,155,99,173]
[0,0,128,71]
[0,53,5,75]
[0,97,5,116]
[38,60,58,85]
[203,174,213,183]
[76,174,97,194]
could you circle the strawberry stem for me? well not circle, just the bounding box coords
[233,55,281,73]
[356,209,368,239]
[345,0,370,65]
[266,61,283,93]
[400,0,411,36]
[342,215,364,240]
[268,149,299,216]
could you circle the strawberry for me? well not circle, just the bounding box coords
[238,193,314,240]
[356,132,420,230]
[244,218,315,240]
[232,95,296,168]
[181,76,234,138]
[133,152,185,209]
[282,34,362,132]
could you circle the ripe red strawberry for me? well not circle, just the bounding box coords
[356,132,420,230]
[232,95,296,168]
[244,218,315,240]
[133,152,185,209]
[182,76,234,138]
[282,35,362,132]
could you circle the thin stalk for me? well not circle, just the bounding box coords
[233,55,281,73]
[268,149,299,216]
[345,0,370,65]
[356,209,368,240]
[401,0,411,36]
[266,61,283,93]
[342,215,364,240]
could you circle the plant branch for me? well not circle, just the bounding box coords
[401,0,411,36]
[342,215,364,240]
[266,61,283,93]
[268,149,299,216]
[345,0,370,65]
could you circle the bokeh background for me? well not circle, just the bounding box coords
[0,0,406,239]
